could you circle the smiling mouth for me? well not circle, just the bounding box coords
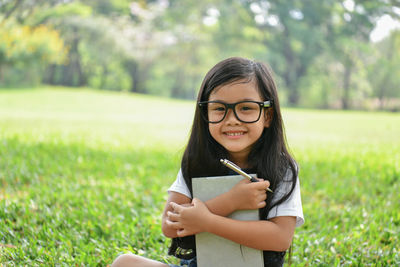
[225,132,245,136]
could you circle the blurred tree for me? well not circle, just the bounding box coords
[122,0,171,93]
[157,0,270,98]
[155,0,218,98]
[38,1,136,90]
[0,0,67,24]
[0,21,66,85]
[1,0,399,110]
[244,0,333,106]
[368,30,400,110]
[38,2,93,87]
[325,0,399,109]
[83,0,132,16]
[209,0,266,59]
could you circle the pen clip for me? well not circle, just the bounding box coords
[220,159,252,179]
[223,159,241,170]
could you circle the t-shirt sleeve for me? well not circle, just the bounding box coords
[266,168,305,227]
[167,169,192,199]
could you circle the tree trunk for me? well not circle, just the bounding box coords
[379,97,385,110]
[124,60,141,93]
[71,33,85,86]
[342,60,352,110]
[1,0,23,23]
[130,64,139,93]
[101,65,108,89]
[171,70,184,98]
[60,27,86,87]
[126,60,149,94]
[0,64,3,83]
[43,64,56,84]
[281,23,299,106]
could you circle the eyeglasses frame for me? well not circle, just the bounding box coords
[198,100,273,123]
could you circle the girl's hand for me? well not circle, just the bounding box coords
[166,198,212,237]
[227,178,270,210]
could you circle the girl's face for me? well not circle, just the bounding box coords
[207,78,272,167]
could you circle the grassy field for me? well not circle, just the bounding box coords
[0,87,399,266]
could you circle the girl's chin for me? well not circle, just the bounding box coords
[224,146,251,156]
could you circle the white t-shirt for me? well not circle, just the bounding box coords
[168,168,304,227]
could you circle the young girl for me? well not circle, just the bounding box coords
[112,57,304,267]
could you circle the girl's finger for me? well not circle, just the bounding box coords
[254,180,271,191]
[239,178,251,184]
[192,197,204,206]
[166,218,181,229]
[167,211,179,221]
[177,229,187,237]
[169,202,182,212]
[257,201,267,208]
[257,191,267,200]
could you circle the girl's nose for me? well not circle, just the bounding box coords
[224,109,240,124]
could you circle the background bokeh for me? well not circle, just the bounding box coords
[1,0,400,110]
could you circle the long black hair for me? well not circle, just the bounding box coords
[181,57,297,217]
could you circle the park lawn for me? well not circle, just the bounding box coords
[0,87,399,266]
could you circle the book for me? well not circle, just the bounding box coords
[192,174,264,267]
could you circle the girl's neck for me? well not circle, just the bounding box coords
[228,154,249,169]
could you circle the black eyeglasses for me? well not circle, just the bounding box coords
[198,100,273,123]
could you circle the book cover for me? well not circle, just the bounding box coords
[192,174,264,267]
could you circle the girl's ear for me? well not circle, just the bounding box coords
[264,108,273,128]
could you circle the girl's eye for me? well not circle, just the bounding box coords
[240,105,256,111]
[209,104,225,112]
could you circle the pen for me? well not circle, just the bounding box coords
[220,159,273,193]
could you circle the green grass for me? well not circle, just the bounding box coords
[1,87,399,266]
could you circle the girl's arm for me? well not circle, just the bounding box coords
[161,192,191,238]
[162,179,270,238]
[167,198,296,251]
[205,178,270,215]
[161,191,236,238]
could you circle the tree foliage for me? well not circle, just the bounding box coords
[368,30,400,110]
[0,0,399,110]
[0,20,66,85]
